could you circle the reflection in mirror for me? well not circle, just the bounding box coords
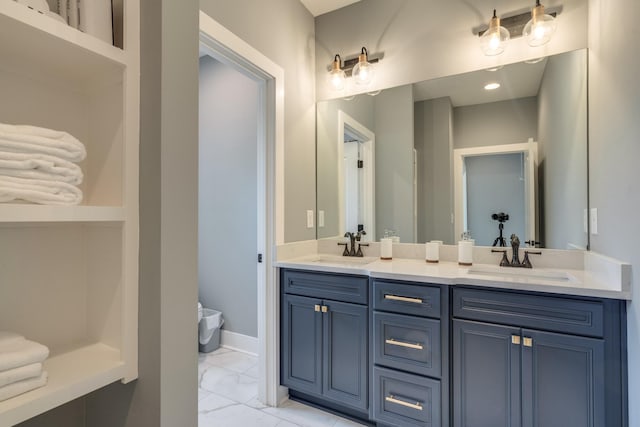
[317,49,588,250]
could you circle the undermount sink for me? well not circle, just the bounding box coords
[467,265,577,282]
[310,255,377,265]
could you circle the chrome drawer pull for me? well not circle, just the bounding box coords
[385,395,423,411]
[385,338,424,350]
[384,294,423,304]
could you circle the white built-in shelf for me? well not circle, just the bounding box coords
[0,343,125,426]
[0,205,125,223]
[0,1,126,88]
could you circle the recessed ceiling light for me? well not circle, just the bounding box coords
[484,82,501,90]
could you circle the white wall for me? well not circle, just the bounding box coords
[199,56,259,338]
[588,0,640,424]
[537,49,588,250]
[315,0,588,100]
[200,0,316,243]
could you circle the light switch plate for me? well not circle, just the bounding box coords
[590,208,598,235]
[318,210,325,227]
[306,210,314,228]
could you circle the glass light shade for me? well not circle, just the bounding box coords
[352,53,374,86]
[523,4,557,47]
[328,56,346,91]
[480,14,510,56]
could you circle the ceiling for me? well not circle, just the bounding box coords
[299,0,361,17]
[412,58,548,107]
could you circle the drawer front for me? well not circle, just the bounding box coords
[452,288,605,337]
[374,312,441,378]
[373,367,441,427]
[282,269,368,304]
[373,280,441,318]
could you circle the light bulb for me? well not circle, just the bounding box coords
[523,1,556,47]
[480,10,510,56]
[328,54,346,91]
[352,47,374,86]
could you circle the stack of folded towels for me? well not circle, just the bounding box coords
[0,123,87,205]
[0,332,49,402]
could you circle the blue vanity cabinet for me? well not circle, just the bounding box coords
[371,279,449,427]
[452,287,626,427]
[281,269,369,415]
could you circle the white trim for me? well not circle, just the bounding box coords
[337,110,375,239]
[220,330,258,356]
[453,141,538,244]
[199,11,284,407]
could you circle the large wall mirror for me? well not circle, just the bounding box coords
[316,49,588,250]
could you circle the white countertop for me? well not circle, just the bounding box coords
[275,254,632,300]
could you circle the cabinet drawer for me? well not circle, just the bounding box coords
[373,367,441,427]
[374,312,441,378]
[282,269,368,304]
[452,288,605,337]
[373,280,441,318]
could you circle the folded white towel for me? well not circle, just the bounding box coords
[0,363,42,388]
[0,151,83,184]
[0,371,47,402]
[0,123,86,163]
[0,332,24,347]
[0,175,82,205]
[0,339,49,372]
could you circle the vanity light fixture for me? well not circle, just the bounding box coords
[484,82,501,90]
[328,54,346,91]
[476,4,558,55]
[523,0,557,47]
[480,9,510,56]
[352,47,375,86]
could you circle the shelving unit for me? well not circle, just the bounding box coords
[0,0,139,424]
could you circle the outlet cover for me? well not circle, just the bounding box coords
[319,210,325,227]
[590,208,598,235]
[306,210,314,228]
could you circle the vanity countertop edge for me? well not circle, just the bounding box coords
[274,256,632,300]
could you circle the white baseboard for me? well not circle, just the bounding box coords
[221,330,258,356]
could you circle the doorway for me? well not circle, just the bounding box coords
[199,11,284,407]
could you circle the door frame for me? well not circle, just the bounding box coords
[337,110,375,240]
[199,11,285,406]
[453,140,538,244]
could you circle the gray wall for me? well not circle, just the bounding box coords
[414,97,454,244]
[198,56,258,337]
[466,153,526,246]
[317,96,374,239]
[200,0,316,243]
[374,85,415,243]
[537,49,588,250]
[453,97,538,149]
[588,0,640,425]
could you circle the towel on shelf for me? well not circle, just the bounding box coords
[0,339,49,372]
[0,371,47,402]
[0,363,42,388]
[0,123,86,162]
[0,151,83,184]
[0,332,25,347]
[0,175,83,205]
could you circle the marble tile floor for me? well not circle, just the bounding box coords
[198,347,367,427]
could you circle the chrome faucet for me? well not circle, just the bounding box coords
[338,230,369,257]
[491,234,541,268]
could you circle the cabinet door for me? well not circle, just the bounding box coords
[453,320,521,427]
[281,294,323,396]
[521,329,605,427]
[322,300,368,411]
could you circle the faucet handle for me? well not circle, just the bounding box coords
[356,243,369,257]
[492,249,510,267]
[521,250,542,268]
[337,242,349,256]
